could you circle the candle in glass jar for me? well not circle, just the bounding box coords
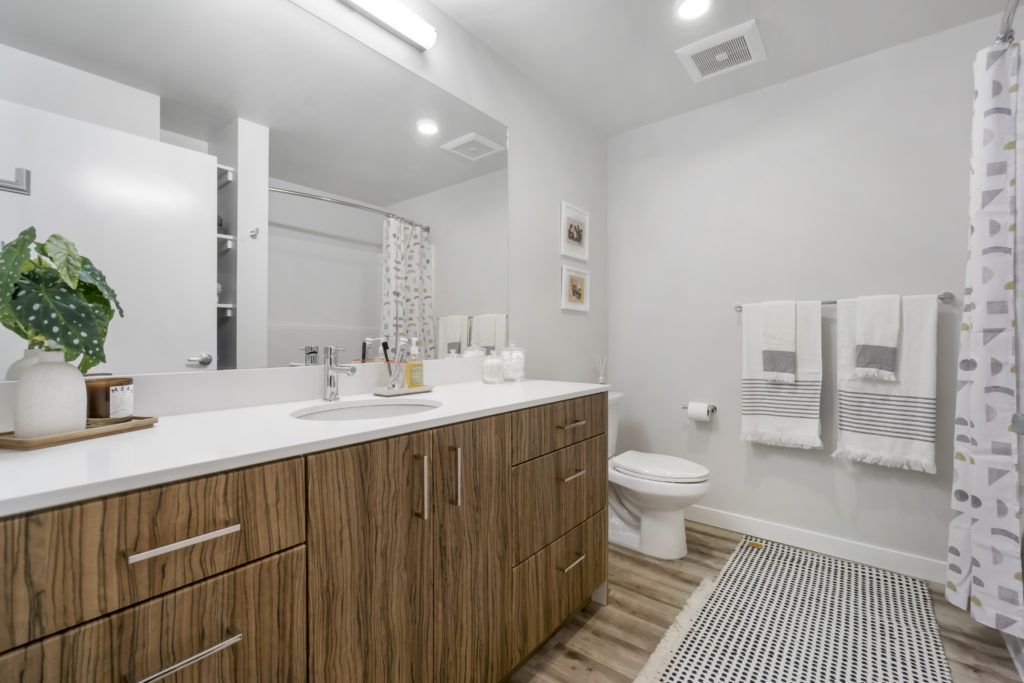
[85,375,134,419]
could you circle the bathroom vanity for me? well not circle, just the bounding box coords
[0,382,608,682]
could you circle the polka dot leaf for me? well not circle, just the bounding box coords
[39,234,82,290]
[0,227,36,304]
[11,269,108,362]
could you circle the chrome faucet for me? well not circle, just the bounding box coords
[323,346,357,401]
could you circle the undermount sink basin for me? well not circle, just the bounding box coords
[291,398,442,421]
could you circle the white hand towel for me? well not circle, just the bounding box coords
[832,295,937,473]
[470,314,507,351]
[741,301,823,449]
[761,300,797,384]
[438,315,469,355]
[854,294,901,382]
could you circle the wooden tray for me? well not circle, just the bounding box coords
[0,416,158,451]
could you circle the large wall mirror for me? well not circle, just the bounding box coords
[0,0,509,375]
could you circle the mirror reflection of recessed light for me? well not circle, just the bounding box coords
[417,119,439,136]
[677,0,711,20]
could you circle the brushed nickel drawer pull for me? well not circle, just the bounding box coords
[559,420,586,431]
[561,553,586,574]
[127,524,241,564]
[131,630,243,682]
[415,454,430,520]
[451,446,463,507]
[562,469,587,483]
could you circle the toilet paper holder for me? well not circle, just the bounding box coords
[682,402,717,415]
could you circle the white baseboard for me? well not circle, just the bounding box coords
[687,505,946,583]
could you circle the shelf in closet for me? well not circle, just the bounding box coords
[217,303,235,318]
[217,233,236,251]
[217,164,235,189]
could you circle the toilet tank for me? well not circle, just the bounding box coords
[607,391,623,459]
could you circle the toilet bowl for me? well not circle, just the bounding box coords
[606,392,710,560]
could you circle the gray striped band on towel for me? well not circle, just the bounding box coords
[837,390,936,443]
[855,345,897,373]
[762,350,796,375]
[742,379,822,418]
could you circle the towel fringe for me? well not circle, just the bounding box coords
[831,447,937,474]
[740,431,823,450]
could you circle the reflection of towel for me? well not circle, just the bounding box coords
[438,315,469,355]
[833,296,937,473]
[470,314,507,352]
[760,300,796,384]
[741,301,823,449]
[854,295,901,382]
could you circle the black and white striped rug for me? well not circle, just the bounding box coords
[636,537,952,683]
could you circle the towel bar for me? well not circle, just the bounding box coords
[733,291,955,312]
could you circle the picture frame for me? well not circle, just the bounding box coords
[561,265,590,312]
[559,201,589,262]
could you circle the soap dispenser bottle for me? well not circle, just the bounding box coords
[405,338,424,388]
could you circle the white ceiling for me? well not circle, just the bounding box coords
[0,0,507,205]
[431,0,1007,135]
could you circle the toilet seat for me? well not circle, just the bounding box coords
[611,451,709,484]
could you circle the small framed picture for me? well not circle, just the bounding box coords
[561,265,590,312]
[560,201,589,262]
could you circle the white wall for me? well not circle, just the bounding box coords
[388,169,509,321]
[0,43,159,139]
[267,178,383,366]
[607,17,993,580]
[330,0,608,382]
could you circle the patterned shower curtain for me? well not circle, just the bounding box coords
[380,217,435,357]
[946,43,1024,637]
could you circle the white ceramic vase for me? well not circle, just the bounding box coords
[5,348,43,381]
[14,350,87,438]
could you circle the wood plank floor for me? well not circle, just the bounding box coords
[511,522,1020,683]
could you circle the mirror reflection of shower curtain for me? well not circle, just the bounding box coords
[380,217,435,357]
[946,42,1024,637]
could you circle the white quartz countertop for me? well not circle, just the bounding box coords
[0,380,608,517]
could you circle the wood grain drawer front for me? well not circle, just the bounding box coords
[511,393,607,465]
[0,546,306,682]
[512,434,607,565]
[0,457,305,652]
[511,509,608,664]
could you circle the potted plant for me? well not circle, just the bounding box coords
[0,227,123,437]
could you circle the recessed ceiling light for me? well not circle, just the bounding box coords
[340,0,438,50]
[417,119,439,135]
[677,0,711,21]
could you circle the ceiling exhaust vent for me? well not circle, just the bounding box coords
[441,132,505,161]
[675,19,766,83]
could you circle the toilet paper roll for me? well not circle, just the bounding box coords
[686,401,715,422]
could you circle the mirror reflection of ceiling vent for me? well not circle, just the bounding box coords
[441,133,505,161]
[675,19,766,83]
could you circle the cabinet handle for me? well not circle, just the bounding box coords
[416,454,430,520]
[562,469,587,483]
[559,420,586,431]
[127,524,241,564]
[451,446,463,507]
[561,553,586,574]
[130,630,242,683]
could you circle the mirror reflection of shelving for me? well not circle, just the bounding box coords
[216,163,237,370]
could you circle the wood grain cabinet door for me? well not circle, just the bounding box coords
[432,414,512,683]
[511,393,608,465]
[307,432,434,683]
[0,547,307,682]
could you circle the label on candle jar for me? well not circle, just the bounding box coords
[109,384,134,419]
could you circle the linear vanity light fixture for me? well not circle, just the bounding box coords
[340,0,437,50]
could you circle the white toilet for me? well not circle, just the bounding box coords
[606,392,710,560]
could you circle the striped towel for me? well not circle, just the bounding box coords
[741,301,823,449]
[832,296,938,473]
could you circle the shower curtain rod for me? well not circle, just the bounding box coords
[268,186,431,232]
[733,291,956,312]
[998,0,1020,44]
